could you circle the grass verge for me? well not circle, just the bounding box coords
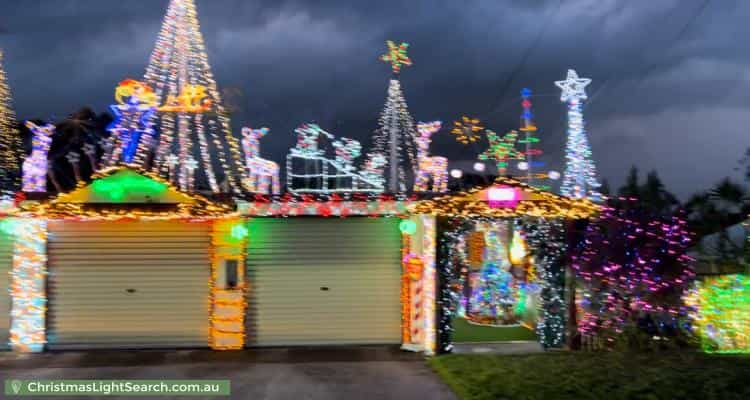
[429,351,750,400]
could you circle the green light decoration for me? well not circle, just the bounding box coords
[399,219,417,235]
[514,287,527,316]
[479,130,524,175]
[686,274,749,353]
[91,172,168,202]
[230,224,249,241]
[380,40,412,74]
[0,218,18,235]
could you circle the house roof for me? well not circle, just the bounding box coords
[689,220,748,260]
[408,176,600,219]
[23,166,235,220]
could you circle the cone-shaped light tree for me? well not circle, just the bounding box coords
[143,0,245,193]
[371,41,419,193]
[555,69,601,200]
[0,50,22,195]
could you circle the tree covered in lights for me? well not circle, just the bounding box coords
[0,50,22,195]
[469,226,517,323]
[143,0,245,193]
[471,263,516,323]
[570,203,695,348]
[371,41,419,193]
[555,69,601,201]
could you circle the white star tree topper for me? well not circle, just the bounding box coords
[555,69,591,103]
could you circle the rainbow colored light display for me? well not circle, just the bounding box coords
[685,275,749,353]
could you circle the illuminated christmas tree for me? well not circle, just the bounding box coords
[469,225,516,323]
[372,41,418,193]
[0,50,22,195]
[143,0,245,193]
[555,69,601,200]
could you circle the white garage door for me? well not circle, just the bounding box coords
[47,220,210,349]
[246,218,402,346]
[0,223,12,350]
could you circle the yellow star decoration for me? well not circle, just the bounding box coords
[380,40,412,74]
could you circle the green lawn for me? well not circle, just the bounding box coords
[452,318,538,342]
[430,352,750,400]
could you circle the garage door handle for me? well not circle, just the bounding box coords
[320,287,329,291]
[126,288,136,294]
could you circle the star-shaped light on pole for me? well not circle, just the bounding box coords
[380,40,412,74]
[555,69,591,103]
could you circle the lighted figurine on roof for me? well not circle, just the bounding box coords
[22,121,55,192]
[157,84,212,113]
[413,121,448,193]
[241,127,280,195]
[101,79,158,167]
[286,123,384,193]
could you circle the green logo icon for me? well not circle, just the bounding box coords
[10,380,22,395]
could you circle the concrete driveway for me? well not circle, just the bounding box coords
[0,347,458,400]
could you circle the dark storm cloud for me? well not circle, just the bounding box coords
[1,0,745,198]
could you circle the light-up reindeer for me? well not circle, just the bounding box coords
[414,121,448,192]
[241,127,280,194]
[23,121,55,192]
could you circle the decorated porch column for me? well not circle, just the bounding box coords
[399,215,437,355]
[209,218,248,350]
[6,218,47,352]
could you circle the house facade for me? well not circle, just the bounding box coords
[0,167,597,354]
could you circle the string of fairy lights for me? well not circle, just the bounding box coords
[0,50,22,196]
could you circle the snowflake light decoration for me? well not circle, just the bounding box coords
[451,116,484,145]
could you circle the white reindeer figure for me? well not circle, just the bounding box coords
[414,121,448,193]
[241,127,280,195]
[23,121,55,192]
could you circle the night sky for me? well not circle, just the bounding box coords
[1,0,744,198]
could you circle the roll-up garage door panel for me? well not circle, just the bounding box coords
[247,218,402,346]
[47,221,210,349]
[0,228,12,349]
